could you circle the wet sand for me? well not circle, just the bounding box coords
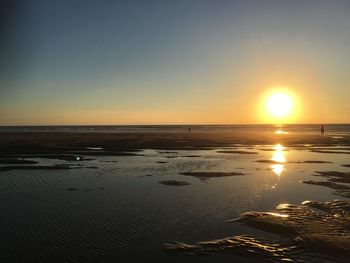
[303,171,350,198]
[1,130,350,262]
[166,200,350,262]
[1,131,349,157]
[159,180,191,186]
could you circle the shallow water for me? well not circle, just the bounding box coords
[0,143,350,262]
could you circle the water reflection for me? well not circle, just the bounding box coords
[271,144,286,177]
[165,200,350,262]
[275,129,287,134]
[274,124,288,135]
[271,164,284,176]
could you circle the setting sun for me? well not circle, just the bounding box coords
[267,92,293,118]
[258,88,300,124]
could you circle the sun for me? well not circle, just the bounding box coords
[266,92,293,118]
[257,87,300,124]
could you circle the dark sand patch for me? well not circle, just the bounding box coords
[303,180,349,190]
[341,164,350,168]
[303,171,350,197]
[217,150,258,154]
[165,200,350,262]
[258,148,290,152]
[310,150,350,154]
[66,188,78,191]
[255,159,282,164]
[257,148,277,151]
[0,164,98,172]
[309,147,350,151]
[156,161,168,164]
[159,180,191,186]
[289,160,333,164]
[0,158,38,164]
[313,171,350,183]
[160,154,201,158]
[180,172,245,178]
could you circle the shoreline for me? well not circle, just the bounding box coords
[1,131,349,157]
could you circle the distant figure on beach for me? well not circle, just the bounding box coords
[320,125,325,136]
[188,127,191,133]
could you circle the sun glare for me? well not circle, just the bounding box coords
[267,92,293,118]
[258,88,299,124]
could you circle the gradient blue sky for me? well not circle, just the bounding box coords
[1,0,350,124]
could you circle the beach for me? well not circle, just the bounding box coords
[0,125,350,262]
[3,0,350,261]
[1,125,349,153]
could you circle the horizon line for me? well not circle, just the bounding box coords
[0,123,349,127]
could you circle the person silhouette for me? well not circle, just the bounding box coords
[320,125,324,136]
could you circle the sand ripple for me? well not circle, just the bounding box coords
[303,171,350,197]
[165,200,350,262]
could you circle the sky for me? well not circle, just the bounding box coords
[1,0,350,125]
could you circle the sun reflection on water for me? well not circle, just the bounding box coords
[271,164,284,177]
[275,129,287,134]
[274,143,284,151]
[272,152,286,163]
[271,144,286,177]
